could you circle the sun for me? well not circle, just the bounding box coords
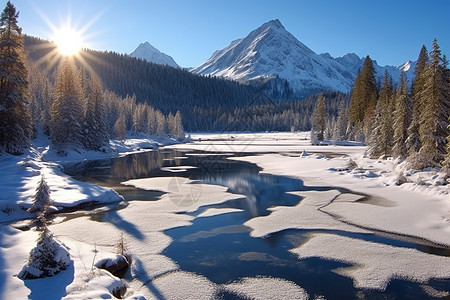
[53,26,83,56]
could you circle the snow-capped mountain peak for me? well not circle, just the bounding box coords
[398,60,415,72]
[191,19,415,97]
[130,42,179,68]
[191,19,357,95]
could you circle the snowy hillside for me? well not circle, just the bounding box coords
[191,19,415,96]
[130,42,179,68]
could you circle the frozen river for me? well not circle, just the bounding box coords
[59,137,450,299]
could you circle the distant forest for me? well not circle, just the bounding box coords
[24,35,347,132]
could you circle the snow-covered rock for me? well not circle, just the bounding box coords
[95,254,130,278]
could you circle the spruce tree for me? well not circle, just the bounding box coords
[114,111,127,140]
[50,58,84,154]
[417,39,450,167]
[147,106,156,135]
[174,110,185,139]
[392,72,411,159]
[27,175,52,216]
[348,56,377,141]
[0,1,32,154]
[18,226,71,279]
[332,100,348,141]
[367,71,393,158]
[406,45,428,156]
[156,110,167,136]
[83,77,108,150]
[311,93,327,142]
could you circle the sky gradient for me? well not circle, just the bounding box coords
[5,0,450,68]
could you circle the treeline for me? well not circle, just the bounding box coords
[187,91,348,132]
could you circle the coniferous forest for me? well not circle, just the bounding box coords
[345,46,450,169]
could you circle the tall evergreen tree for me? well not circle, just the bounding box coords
[367,71,393,158]
[311,93,327,142]
[406,45,428,156]
[114,110,127,140]
[155,109,167,136]
[50,58,84,153]
[332,99,348,141]
[348,56,377,141]
[27,175,52,216]
[392,72,412,159]
[83,77,108,150]
[0,1,31,154]
[416,39,450,167]
[173,110,185,139]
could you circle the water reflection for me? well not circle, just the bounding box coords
[64,150,186,183]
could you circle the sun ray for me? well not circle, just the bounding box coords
[25,5,112,85]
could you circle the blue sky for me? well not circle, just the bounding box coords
[6,0,450,67]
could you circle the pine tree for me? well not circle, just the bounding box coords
[348,56,377,141]
[147,106,156,135]
[83,77,108,150]
[174,111,184,139]
[133,103,148,134]
[0,1,32,154]
[50,58,84,154]
[18,226,71,279]
[392,72,412,159]
[155,110,167,136]
[27,175,52,216]
[367,71,393,158]
[333,99,349,141]
[114,111,127,140]
[416,39,450,167]
[311,94,327,142]
[406,45,428,156]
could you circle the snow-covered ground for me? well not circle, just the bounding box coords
[0,132,449,299]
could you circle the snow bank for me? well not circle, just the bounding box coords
[121,177,241,213]
[290,233,450,290]
[222,277,308,300]
[0,148,123,223]
[152,271,217,299]
[245,190,371,238]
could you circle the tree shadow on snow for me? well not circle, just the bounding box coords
[102,210,145,241]
[24,263,74,300]
[133,257,165,300]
